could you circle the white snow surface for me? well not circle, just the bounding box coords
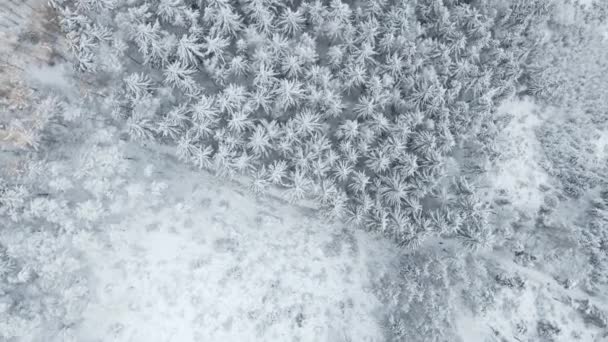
[69,147,396,342]
[490,98,550,212]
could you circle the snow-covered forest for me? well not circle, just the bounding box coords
[1,0,608,341]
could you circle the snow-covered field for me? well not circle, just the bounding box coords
[70,143,395,342]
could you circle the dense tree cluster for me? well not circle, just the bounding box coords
[0,160,92,341]
[51,0,550,248]
[0,118,134,340]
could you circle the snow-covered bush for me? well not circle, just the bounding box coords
[538,121,606,198]
[52,0,552,248]
[576,299,608,328]
[0,77,64,151]
[375,249,500,341]
[519,1,608,199]
[536,319,561,341]
[375,251,459,342]
[525,0,608,123]
[579,189,608,293]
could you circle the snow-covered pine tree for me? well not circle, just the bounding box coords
[53,0,553,248]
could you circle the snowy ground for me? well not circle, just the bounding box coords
[69,143,396,342]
